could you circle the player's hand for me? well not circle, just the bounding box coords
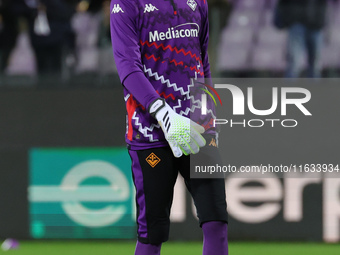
[149,98,206,158]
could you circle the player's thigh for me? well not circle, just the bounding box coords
[178,137,228,225]
[129,146,178,243]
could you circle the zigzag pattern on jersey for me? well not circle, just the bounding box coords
[144,65,191,99]
[161,57,201,69]
[132,111,160,142]
[145,54,160,62]
[143,65,216,119]
[143,53,202,72]
[145,53,204,76]
[151,56,203,78]
[172,96,200,116]
[161,60,202,78]
[144,53,204,74]
[142,32,200,49]
[140,40,203,64]
[172,94,216,119]
[157,91,176,100]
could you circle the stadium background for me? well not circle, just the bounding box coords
[1,0,340,254]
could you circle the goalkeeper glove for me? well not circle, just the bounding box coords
[149,98,206,158]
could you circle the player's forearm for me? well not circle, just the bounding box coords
[123,71,161,110]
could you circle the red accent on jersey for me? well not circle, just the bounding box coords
[202,118,214,131]
[140,40,203,64]
[157,91,176,100]
[145,53,204,76]
[126,96,138,141]
[169,59,184,66]
[190,66,204,76]
[145,53,160,62]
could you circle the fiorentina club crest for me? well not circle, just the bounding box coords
[146,152,161,168]
[187,0,197,11]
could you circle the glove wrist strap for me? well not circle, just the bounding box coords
[148,98,166,118]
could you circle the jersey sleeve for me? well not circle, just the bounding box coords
[200,1,211,79]
[110,0,142,83]
[110,0,160,109]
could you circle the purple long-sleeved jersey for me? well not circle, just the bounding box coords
[110,0,216,149]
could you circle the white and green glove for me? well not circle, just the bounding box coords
[149,98,206,158]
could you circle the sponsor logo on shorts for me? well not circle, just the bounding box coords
[146,152,161,168]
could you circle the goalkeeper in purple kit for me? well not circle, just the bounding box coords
[110,0,228,254]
